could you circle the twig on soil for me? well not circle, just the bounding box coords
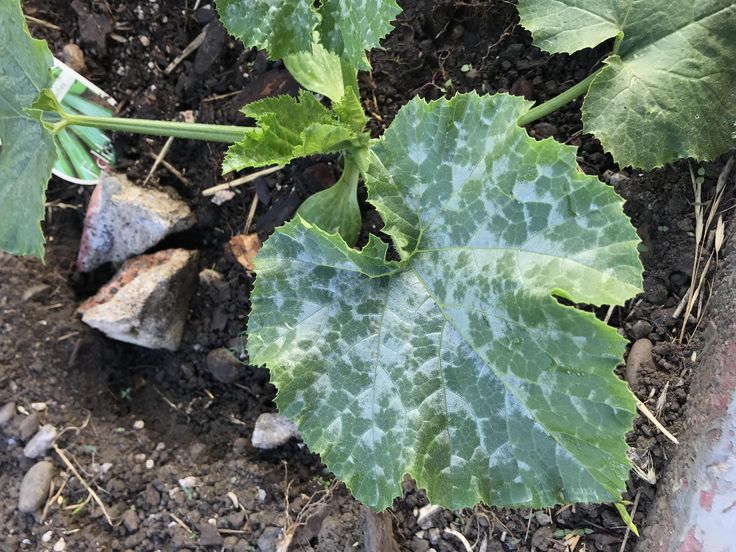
[603,305,615,324]
[619,489,641,552]
[202,90,241,103]
[53,444,114,526]
[202,165,282,196]
[24,14,61,30]
[636,399,679,445]
[679,156,734,342]
[165,29,207,74]
[153,385,181,411]
[672,289,690,320]
[57,411,91,441]
[169,512,194,534]
[444,529,473,552]
[144,136,175,186]
[42,474,70,521]
[245,195,259,233]
[145,153,190,185]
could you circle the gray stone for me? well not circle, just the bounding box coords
[198,523,223,547]
[631,319,653,340]
[78,249,200,351]
[18,461,55,513]
[257,526,282,552]
[251,413,298,450]
[77,174,196,272]
[22,284,51,302]
[626,338,655,389]
[206,348,240,384]
[0,401,16,427]
[122,509,138,533]
[19,412,40,441]
[416,504,443,530]
[23,424,57,458]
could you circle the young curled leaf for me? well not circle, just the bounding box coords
[222,91,361,173]
[249,93,643,510]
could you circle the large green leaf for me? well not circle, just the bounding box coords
[249,93,642,510]
[318,0,401,70]
[216,0,318,60]
[217,0,399,70]
[222,91,360,173]
[0,0,56,257]
[517,0,736,169]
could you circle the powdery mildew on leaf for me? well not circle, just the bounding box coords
[318,0,401,70]
[222,91,359,173]
[249,93,643,510]
[518,0,736,169]
[217,0,399,70]
[216,0,318,60]
[0,0,56,257]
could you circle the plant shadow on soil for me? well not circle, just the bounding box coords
[1,0,732,550]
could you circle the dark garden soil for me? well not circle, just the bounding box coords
[1,1,733,551]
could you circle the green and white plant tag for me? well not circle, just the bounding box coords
[50,58,117,185]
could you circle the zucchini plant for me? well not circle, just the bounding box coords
[2,0,735,515]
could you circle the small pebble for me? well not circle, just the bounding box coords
[626,338,655,389]
[30,402,47,412]
[534,511,552,525]
[197,523,223,547]
[19,413,40,441]
[139,35,150,47]
[61,42,86,73]
[22,284,51,302]
[416,504,443,530]
[122,509,139,533]
[251,413,298,450]
[18,461,55,513]
[206,347,241,384]
[42,531,53,543]
[0,401,16,426]
[53,537,66,552]
[630,319,653,340]
[133,420,145,430]
[134,453,146,463]
[178,476,200,489]
[145,459,154,469]
[23,424,57,458]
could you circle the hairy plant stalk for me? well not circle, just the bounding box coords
[62,114,248,144]
[516,67,603,127]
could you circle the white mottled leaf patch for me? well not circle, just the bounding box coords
[249,93,643,510]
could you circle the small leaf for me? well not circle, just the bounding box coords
[249,93,642,510]
[216,0,318,60]
[0,0,56,257]
[222,91,359,173]
[518,0,736,169]
[614,501,640,537]
[284,37,348,102]
[318,0,401,70]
